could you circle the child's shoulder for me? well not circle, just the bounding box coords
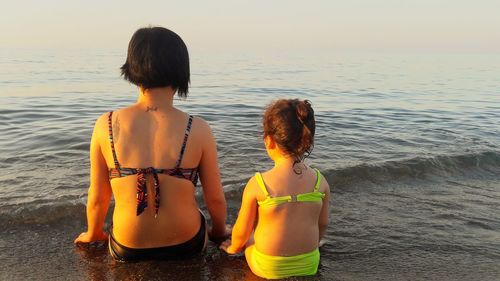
[311,167,330,194]
[244,171,271,201]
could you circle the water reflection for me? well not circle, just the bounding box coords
[74,241,268,281]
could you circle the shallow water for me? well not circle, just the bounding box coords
[1,49,500,280]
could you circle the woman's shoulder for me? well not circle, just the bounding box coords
[93,108,124,126]
[92,108,128,138]
[95,105,144,128]
[94,107,126,122]
[190,115,215,136]
[93,111,113,130]
[191,115,210,128]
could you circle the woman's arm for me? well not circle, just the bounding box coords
[197,119,228,239]
[318,175,330,242]
[220,177,258,254]
[74,115,112,244]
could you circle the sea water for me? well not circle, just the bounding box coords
[0,48,499,280]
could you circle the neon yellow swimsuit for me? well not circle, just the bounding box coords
[255,168,325,207]
[247,246,320,279]
[247,169,325,279]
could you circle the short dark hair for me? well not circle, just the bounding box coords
[263,99,316,163]
[121,26,190,97]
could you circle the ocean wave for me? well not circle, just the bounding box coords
[2,151,499,225]
[324,151,500,188]
[0,201,87,225]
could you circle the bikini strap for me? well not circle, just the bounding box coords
[313,169,321,192]
[254,172,270,198]
[175,115,194,169]
[108,111,120,169]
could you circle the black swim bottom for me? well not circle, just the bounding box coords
[109,212,206,261]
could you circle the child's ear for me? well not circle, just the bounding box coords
[264,135,276,149]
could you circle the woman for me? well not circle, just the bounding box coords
[74,27,229,261]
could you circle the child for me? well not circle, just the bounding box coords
[220,99,330,279]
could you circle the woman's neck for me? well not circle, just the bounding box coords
[136,87,176,111]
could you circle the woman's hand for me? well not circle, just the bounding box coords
[219,239,241,254]
[208,224,232,243]
[74,231,108,244]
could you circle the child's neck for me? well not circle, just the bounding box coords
[273,156,297,169]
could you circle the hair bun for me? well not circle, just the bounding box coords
[262,98,316,169]
[296,100,312,123]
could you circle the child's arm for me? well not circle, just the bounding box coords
[318,175,330,242]
[75,115,112,244]
[220,177,258,254]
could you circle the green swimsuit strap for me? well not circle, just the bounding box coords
[313,169,321,192]
[255,172,270,198]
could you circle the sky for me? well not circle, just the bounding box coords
[0,0,499,53]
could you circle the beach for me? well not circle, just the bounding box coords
[1,49,500,280]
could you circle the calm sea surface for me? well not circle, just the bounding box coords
[0,48,499,280]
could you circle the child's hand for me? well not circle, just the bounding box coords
[319,238,327,248]
[219,239,240,254]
